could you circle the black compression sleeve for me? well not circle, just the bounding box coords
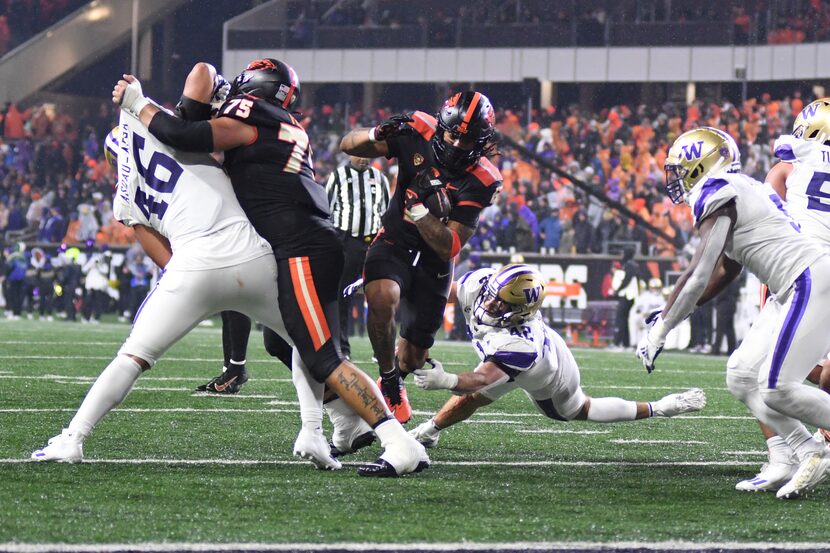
[148,110,214,153]
[175,95,212,121]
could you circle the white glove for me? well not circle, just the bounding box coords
[413,358,459,391]
[209,70,230,116]
[120,77,150,118]
[342,277,364,298]
[636,316,667,374]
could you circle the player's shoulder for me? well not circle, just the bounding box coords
[457,267,494,308]
[483,328,539,372]
[406,111,437,141]
[774,134,830,166]
[689,174,744,223]
[463,156,502,189]
[219,95,291,126]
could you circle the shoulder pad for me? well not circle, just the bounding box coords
[407,111,437,141]
[774,134,830,166]
[690,176,738,224]
[466,156,502,188]
[457,268,494,311]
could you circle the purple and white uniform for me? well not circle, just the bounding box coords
[687,172,830,391]
[111,110,292,366]
[455,268,586,420]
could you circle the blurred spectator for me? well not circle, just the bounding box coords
[538,206,562,252]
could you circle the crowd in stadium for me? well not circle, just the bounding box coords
[0,0,87,55]
[0,90,812,255]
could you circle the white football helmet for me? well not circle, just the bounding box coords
[664,127,741,205]
[473,264,546,327]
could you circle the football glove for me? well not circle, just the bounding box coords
[636,315,667,374]
[404,168,446,222]
[209,70,231,116]
[371,114,414,142]
[413,358,459,391]
[343,277,364,298]
[118,75,150,118]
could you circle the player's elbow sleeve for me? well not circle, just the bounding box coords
[148,111,213,153]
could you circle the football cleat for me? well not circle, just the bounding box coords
[325,397,376,456]
[735,461,798,492]
[196,365,249,394]
[293,427,342,471]
[358,436,430,477]
[651,388,706,417]
[31,429,83,463]
[377,373,412,424]
[776,450,830,499]
[409,420,441,448]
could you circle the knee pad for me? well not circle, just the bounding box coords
[759,382,796,411]
[726,370,757,403]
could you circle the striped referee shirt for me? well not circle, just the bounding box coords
[325,163,390,239]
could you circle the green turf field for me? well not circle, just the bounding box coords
[0,318,827,547]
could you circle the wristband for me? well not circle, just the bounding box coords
[449,228,461,258]
[406,203,429,222]
[446,372,459,390]
[368,127,378,143]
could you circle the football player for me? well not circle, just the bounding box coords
[636,127,830,498]
[114,60,428,477]
[32,111,343,470]
[340,92,502,424]
[727,99,830,492]
[409,264,706,448]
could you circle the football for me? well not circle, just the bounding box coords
[424,187,452,219]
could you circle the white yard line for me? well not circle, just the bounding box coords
[517,429,612,435]
[610,439,707,445]
[0,458,759,467]
[1,542,822,553]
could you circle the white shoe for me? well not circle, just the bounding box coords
[652,388,706,417]
[735,461,798,492]
[293,427,342,471]
[358,435,430,477]
[409,420,441,448]
[776,450,830,499]
[330,412,375,456]
[31,429,83,463]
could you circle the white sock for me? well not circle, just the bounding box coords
[373,418,409,447]
[68,355,143,438]
[291,347,323,430]
[767,436,796,465]
[587,397,638,422]
[424,418,442,436]
[325,397,353,425]
[785,426,824,461]
[229,359,246,366]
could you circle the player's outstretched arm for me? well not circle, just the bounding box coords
[112,74,253,153]
[340,114,413,158]
[765,161,794,201]
[414,359,509,395]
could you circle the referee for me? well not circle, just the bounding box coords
[326,155,390,358]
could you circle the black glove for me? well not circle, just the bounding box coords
[373,114,414,142]
[404,168,445,221]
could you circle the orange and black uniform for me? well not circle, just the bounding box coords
[219,95,344,381]
[363,110,502,348]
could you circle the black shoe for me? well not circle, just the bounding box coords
[357,458,430,477]
[196,366,249,394]
[329,431,376,457]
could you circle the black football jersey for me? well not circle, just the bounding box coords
[219,95,332,255]
[383,111,502,253]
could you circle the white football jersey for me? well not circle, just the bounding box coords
[773,134,830,248]
[687,172,825,297]
[456,268,575,393]
[111,110,271,271]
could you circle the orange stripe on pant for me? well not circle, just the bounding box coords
[288,257,331,351]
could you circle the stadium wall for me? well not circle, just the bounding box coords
[223,42,830,84]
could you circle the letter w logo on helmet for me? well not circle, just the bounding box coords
[523,286,542,304]
[802,104,820,119]
[681,141,704,160]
